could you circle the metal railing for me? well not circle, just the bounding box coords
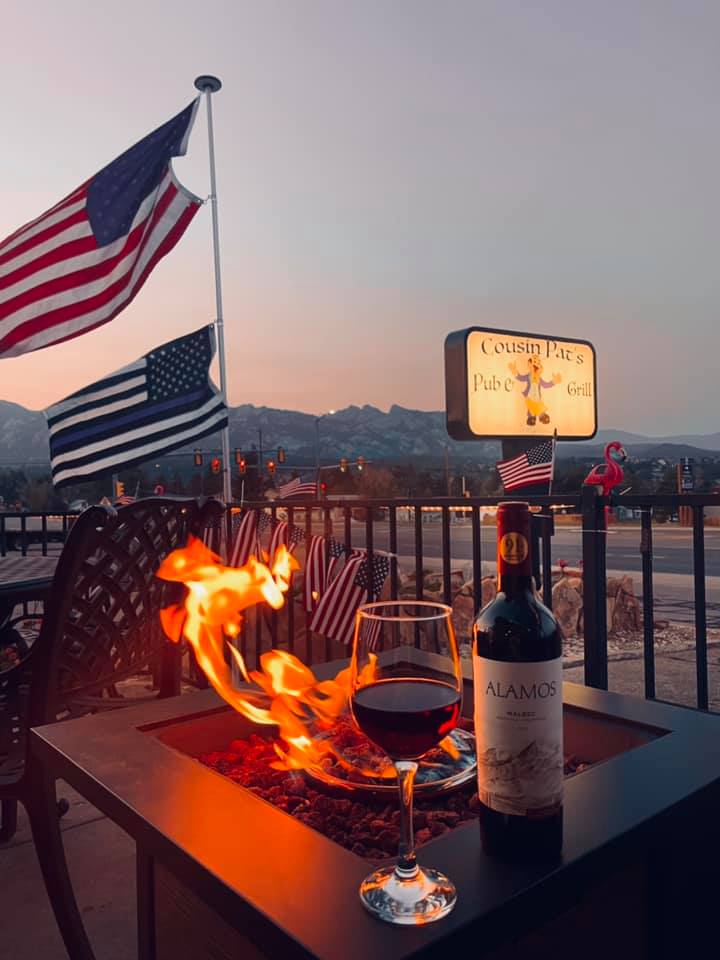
[3,491,719,711]
[224,495,573,669]
[0,511,80,556]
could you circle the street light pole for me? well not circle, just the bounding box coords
[314,417,322,474]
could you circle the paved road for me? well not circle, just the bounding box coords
[336,520,720,625]
[338,521,720,578]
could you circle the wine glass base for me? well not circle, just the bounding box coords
[359,864,457,925]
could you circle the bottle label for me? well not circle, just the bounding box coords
[473,657,563,817]
[498,532,528,566]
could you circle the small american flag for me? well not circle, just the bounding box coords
[303,535,327,614]
[277,473,317,499]
[267,519,303,560]
[0,101,201,359]
[303,536,346,613]
[497,439,555,492]
[309,551,390,646]
[229,510,258,567]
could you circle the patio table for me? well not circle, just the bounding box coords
[0,554,57,631]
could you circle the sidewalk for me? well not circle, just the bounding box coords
[1,786,135,959]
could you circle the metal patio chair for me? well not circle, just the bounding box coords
[0,495,224,960]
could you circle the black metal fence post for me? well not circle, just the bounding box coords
[582,485,608,689]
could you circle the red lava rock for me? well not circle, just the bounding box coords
[197,735,592,861]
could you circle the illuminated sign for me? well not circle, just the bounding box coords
[445,327,597,441]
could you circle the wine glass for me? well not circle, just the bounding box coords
[350,600,462,925]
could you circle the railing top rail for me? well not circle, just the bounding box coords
[230,495,583,509]
[609,493,720,507]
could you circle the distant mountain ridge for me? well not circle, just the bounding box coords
[0,398,717,466]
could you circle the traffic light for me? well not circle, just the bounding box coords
[277,446,286,463]
[267,459,276,476]
[211,457,222,475]
[340,457,348,473]
[238,457,247,475]
[319,480,328,497]
[357,456,365,472]
[115,480,125,499]
[193,449,203,467]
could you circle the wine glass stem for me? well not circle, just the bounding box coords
[394,761,419,880]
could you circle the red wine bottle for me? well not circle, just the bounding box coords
[473,501,563,860]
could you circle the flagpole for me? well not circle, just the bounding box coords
[548,429,558,495]
[195,74,232,504]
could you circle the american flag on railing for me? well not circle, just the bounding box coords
[268,520,303,559]
[229,510,260,567]
[309,552,390,646]
[303,536,345,613]
[277,473,317,499]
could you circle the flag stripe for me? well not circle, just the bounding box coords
[0,187,87,256]
[0,180,177,329]
[230,510,258,568]
[51,403,227,486]
[0,100,200,359]
[48,385,147,437]
[0,174,172,295]
[0,202,89,268]
[45,359,147,420]
[1,189,198,357]
[51,387,208,451]
[51,393,225,471]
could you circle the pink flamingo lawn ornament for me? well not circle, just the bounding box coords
[583,441,628,495]
[583,441,628,525]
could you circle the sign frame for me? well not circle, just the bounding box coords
[445,325,598,442]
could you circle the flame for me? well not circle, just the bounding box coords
[158,536,457,779]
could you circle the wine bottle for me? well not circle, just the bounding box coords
[473,501,563,860]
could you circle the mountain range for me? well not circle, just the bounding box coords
[0,399,718,468]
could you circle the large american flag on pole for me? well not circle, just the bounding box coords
[496,439,555,493]
[0,100,201,359]
[44,326,227,487]
[309,552,390,646]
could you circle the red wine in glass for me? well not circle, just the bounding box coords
[351,600,462,925]
[351,678,461,760]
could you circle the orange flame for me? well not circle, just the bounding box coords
[157,536,456,778]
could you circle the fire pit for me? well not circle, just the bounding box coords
[31,652,720,960]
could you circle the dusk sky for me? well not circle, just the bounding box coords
[2,1,718,435]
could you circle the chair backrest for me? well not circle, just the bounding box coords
[28,496,224,725]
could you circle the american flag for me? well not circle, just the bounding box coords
[229,509,265,567]
[496,439,555,492]
[267,519,303,560]
[303,536,346,613]
[309,551,390,646]
[44,326,227,487]
[277,473,317,499]
[0,100,201,359]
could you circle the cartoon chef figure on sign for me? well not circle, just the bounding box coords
[508,357,562,426]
